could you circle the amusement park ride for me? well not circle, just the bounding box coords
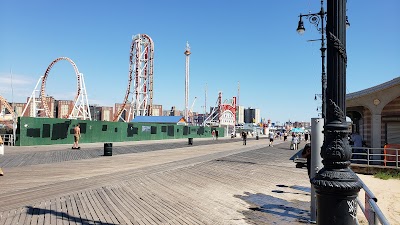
[0,33,236,131]
[203,92,236,128]
[0,34,155,123]
[113,34,154,122]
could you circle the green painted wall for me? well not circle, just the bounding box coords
[16,117,224,146]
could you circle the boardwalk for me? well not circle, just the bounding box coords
[0,137,312,224]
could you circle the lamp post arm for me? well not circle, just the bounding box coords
[299,0,327,35]
[299,12,320,18]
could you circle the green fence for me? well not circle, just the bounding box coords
[16,117,224,146]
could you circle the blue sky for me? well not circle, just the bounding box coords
[1,0,399,124]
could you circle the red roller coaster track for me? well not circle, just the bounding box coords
[40,57,81,118]
[113,34,154,122]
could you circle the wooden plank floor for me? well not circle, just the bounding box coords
[0,138,312,224]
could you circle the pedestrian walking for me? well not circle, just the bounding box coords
[284,132,288,141]
[212,130,216,140]
[72,124,81,149]
[242,131,247,145]
[291,135,299,150]
[269,131,274,147]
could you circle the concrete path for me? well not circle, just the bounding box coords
[0,136,312,224]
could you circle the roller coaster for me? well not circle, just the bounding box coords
[113,34,154,122]
[1,34,155,122]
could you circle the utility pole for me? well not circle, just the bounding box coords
[312,1,361,224]
[204,83,207,123]
[237,81,240,125]
[237,81,240,108]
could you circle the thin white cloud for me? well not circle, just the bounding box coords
[0,72,35,85]
[0,72,37,103]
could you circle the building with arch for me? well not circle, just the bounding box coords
[346,77,400,148]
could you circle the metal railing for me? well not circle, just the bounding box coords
[356,178,391,225]
[0,134,14,146]
[351,147,400,168]
[351,147,395,224]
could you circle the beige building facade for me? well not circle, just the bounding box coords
[346,77,400,148]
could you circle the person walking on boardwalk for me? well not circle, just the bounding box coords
[72,124,81,149]
[212,130,216,140]
[242,131,247,145]
[269,131,275,147]
[291,135,299,150]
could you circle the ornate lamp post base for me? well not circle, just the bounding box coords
[312,100,362,224]
[313,167,361,224]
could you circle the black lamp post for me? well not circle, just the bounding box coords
[296,0,350,120]
[311,0,361,224]
[297,0,326,120]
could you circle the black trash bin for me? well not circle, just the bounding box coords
[188,138,193,145]
[256,136,259,140]
[104,143,112,156]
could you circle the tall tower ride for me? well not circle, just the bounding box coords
[184,41,191,122]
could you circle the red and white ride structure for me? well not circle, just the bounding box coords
[4,34,155,123]
[23,57,91,120]
[113,34,154,122]
[204,92,236,133]
[220,96,236,127]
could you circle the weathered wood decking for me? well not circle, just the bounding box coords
[0,138,311,224]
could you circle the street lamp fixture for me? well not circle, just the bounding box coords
[346,16,351,29]
[296,16,305,34]
[296,0,327,120]
[314,94,322,101]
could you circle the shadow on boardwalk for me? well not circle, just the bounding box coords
[26,206,118,225]
[236,185,311,224]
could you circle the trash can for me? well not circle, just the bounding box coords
[188,138,193,145]
[104,143,112,156]
[256,136,259,140]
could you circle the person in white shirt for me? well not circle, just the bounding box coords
[292,135,299,150]
[269,132,274,147]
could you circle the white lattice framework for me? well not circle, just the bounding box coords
[204,92,222,126]
[22,76,44,117]
[69,73,91,120]
[113,34,154,122]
